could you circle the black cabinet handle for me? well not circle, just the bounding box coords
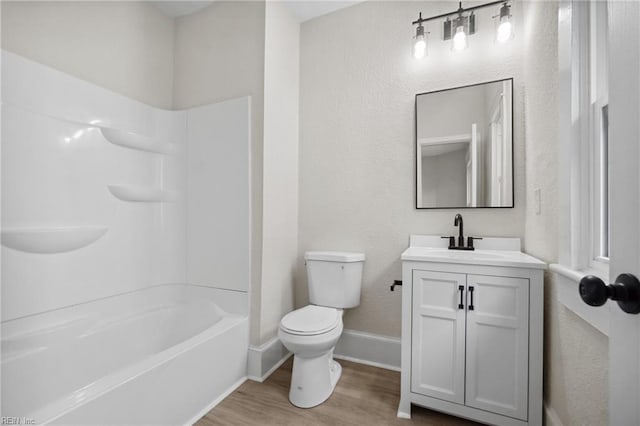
[468,286,475,311]
[579,273,640,314]
[458,285,464,309]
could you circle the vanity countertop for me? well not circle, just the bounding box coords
[401,235,547,270]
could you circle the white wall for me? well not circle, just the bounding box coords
[521,2,608,425]
[421,149,467,207]
[298,0,526,337]
[172,1,266,345]
[417,84,486,139]
[259,2,300,343]
[0,1,175,109]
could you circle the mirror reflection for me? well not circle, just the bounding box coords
[416,79,514,208]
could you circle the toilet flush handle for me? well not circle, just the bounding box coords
[390,280,403,291]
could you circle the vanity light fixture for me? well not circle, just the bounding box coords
[411,1,513,58]
[452,15,468,51]
[412,13,428,59]
[495,2,513,43]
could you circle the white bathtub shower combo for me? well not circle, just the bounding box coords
[2,285,248,425]
[1,51,251,424]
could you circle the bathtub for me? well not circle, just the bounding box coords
[1,284,249,425]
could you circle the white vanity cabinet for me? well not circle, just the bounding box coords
[399,236,545,426]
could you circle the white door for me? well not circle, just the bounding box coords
[469,123,478,207]
[465,275,529,421]
[411,270,466,404]
[489,81,513,207]
[608,2,640,424]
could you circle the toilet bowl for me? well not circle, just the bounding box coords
[278,305,344,408]
[279,251,364,408]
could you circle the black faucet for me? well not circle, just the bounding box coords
[441,213,482,250]
[454,213,464,247]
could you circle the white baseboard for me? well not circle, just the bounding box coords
[247,329,401,382]
[544,403,564,426]
[186,376,246,425]
[247,336,291,382]
[334,329,401,371]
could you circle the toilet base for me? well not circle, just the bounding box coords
[288,351,342,408]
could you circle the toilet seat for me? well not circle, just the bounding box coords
[280,305,341,336]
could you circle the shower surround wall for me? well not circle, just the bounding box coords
[2,0,301,355]
[1,50,250,319]
[186,99,251,293]
[1,49,251,421]
[1,0,253,316]
[173,0,301,350]
[1,50,186,320]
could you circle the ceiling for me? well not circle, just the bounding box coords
[151,1,365,22]
[284,1,365,22]
[151,1,213,18]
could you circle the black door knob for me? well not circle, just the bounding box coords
[579,273,640,314]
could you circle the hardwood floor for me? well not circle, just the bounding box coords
[195,358,481,426]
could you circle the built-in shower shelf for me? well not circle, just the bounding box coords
[99,127,176,155]
[108,185,177,203]
[1,226,108,254]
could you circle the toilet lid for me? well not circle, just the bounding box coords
[280,305,340,336]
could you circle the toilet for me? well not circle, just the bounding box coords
[278,251,365,408]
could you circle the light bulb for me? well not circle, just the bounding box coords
[413,37,427,59]
[497,20,512,43]
[413,23,427,59]
[452,25,467,51]
[496,3,513,43]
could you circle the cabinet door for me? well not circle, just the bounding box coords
[465,274,529,420]
[411,270,466,404]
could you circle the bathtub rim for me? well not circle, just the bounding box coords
[1,282,248,336]
[1,283,248,424]
[32,314,247,425]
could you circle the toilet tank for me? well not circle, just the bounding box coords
[305,251,365,308]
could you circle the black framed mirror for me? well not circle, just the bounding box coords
[415,78,514,209]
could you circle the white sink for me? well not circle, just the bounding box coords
[413,248,507,260]
[401,235,546,269]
